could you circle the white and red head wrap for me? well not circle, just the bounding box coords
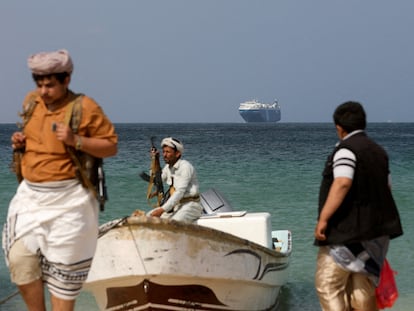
[27,49,73,75]
[161,137,184,153]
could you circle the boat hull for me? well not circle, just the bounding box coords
[84,216,291,311]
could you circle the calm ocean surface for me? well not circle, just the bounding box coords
[0,123,413,311]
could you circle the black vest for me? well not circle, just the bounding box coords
[315,132,403,246]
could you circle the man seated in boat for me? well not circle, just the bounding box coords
[148,137,203,223]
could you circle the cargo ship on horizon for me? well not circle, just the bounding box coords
[239,99,281,123]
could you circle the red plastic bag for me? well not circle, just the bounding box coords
[376,259,398,309]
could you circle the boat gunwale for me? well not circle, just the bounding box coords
[102,215,291,258]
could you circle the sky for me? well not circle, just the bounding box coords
[0,1,413,123]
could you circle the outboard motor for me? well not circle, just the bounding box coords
[200,188,233,214]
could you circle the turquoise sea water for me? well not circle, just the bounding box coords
[0,123,413,311]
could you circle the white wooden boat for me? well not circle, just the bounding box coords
[84,191,292,311]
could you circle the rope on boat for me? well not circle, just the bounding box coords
[0,289,20,305]
[98,216,129,238]
[127,221,149,275]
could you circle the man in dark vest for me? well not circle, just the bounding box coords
[314,101,403,311]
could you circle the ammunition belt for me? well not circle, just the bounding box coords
[179,195,200,204]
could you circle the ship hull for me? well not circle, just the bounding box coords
[239,109,281,123]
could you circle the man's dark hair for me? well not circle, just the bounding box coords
[32,72,70,83]
[333,101,366,132]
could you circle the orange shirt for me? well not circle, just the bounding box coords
[21,90,118,182]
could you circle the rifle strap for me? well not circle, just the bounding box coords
[64,96,97,198]
[18,94,38,130]
[63,100,75,125]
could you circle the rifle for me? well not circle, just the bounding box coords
[140,137,168,207]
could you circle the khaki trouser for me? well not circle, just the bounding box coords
[161,201,203,223]
[315,246,378,311]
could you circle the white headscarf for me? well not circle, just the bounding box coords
[161,137,184,153]
[28,49,73,75]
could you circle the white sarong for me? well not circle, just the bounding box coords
[2,179,99,300]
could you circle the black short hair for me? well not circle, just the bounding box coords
[333,101,367,132]
[32,72,70,83]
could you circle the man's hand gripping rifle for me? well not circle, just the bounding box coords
[139,137,168,208]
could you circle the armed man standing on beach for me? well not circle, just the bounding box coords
[2,49,118,311]
[314,101,403,311]
[148,137,203,223]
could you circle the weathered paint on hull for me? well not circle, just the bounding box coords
[84,216,290,311]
